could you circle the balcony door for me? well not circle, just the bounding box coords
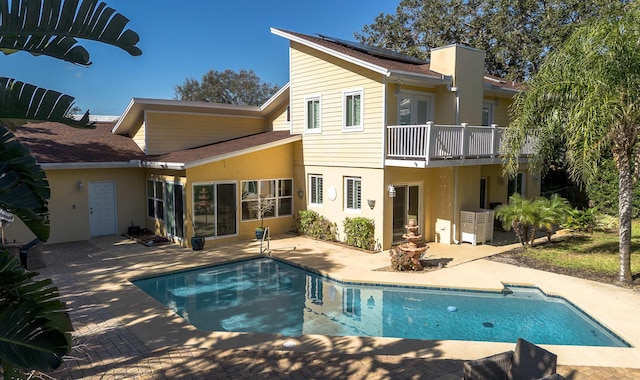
[398,92,433,125]
[392,184,421,243]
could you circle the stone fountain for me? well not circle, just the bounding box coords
[397,219,428,270]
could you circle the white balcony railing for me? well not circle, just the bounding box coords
[386,122,534,166]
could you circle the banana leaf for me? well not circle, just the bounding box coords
[0,250,73,375]
[0,125,50,241]
[0,0,142,65]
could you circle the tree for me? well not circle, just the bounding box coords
[175,69,279,106]
[356,0,628,82]
[501,3,640,284]
[0,0,141,377]
[536,194,571,243]
[495,193,538,246]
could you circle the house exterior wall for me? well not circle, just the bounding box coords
[183,142,298,247]
[144,112,265,155]
[289,42,386,168]
[430,44,485,125]
[132,121,146,152]
[300,165,386,249]
[5,168,146,244]
[267,102,290,131]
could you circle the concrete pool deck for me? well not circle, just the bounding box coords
[37,233,640,379]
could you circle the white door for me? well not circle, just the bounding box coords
[89,181,117,236]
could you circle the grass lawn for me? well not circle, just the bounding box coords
[512,220,640,284]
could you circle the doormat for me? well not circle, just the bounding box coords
[122,228,172,247]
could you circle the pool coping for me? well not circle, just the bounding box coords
[77,234,640,369]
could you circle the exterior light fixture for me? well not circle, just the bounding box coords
[367,199,376,209]
[388,184,396,198]
[77,180,84,191]
[297,190,304,198]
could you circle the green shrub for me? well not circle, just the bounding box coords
[343,217,376,250]
[564,208,597,232]
[297,210,337,241]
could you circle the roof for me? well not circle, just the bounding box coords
[271,28,520,92]
[142,131,300,169]
[13,122,145,167]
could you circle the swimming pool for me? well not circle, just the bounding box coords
[133,257,629,347]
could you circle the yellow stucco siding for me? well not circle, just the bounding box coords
[4,168,146,244]
[290,43,385,168]
[483,95,514,126]
[183,143,297,246]
[300,165,386,249]
[144,112,265,155]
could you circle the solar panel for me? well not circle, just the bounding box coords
[317,33,428,65]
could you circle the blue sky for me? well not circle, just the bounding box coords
[2,1,398,116]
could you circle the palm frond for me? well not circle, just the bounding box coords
[0,250,72,373]
[0,0,141,65]
[0,125,50,241]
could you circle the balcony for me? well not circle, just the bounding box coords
[385,122,535,168]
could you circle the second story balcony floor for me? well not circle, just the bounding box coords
[386,122,535,168]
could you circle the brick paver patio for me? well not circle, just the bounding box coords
[29,237,640,379]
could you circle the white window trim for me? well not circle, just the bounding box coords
[344,176,362,212]
[304,95,322,134]
[342,88,364,132]
[309,174,323,206]
[397,90,435,125]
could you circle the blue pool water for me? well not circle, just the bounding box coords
[133,258,629,347]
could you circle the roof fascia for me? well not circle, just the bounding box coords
[388,71,450,86]
[260,82,290,114]
[41,162,136,170]
[271,28,390,76]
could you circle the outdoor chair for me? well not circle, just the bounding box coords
[463,338,564,380]
[19,238,45,270]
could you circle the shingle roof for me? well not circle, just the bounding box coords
[12,122,145,164]
[275,29,444,78]
[146,131,299,167]
[273,28,521,91]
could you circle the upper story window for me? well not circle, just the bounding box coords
[482,101,495,126]
[398,92,433,125]
[309,174,323,205]
[344,176,362,211]
[147,179,164,221]
[343,89,363,131]
[305,95,321,133]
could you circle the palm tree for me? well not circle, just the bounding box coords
[501,3,640,283]
[535,194,571,243]
[0,1,141,377]
[495,193,538,246]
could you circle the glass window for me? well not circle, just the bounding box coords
[345,177,362,211]
[398,94,433,125]
[147,179,164,220]
[306,96,321,132]
[344,90,362,130]
[482,102,494,126]
[193,182,237,238]
[508,173,525,198]
[309,175,323,205]
[278,179,293,216]
[241,179,294,221]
